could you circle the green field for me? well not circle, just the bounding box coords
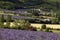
[52,30,60,33]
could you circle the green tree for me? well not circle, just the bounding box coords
[6,15,11,22]
[32,10,39,16]
[12,20,37,31]
[0,15,4,22]
[5,15,11,28]
[18,20,30,30]
[41,24,46,29]
[45,28,50,32]
[45,28,53,32]
[52,18,58,24]
[0,15,4,28]
[4,22,10,28]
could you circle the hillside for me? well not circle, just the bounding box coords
[0,0,60,20]
[0,0,60,10]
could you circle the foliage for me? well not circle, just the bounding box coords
[9,20,37,31]
[0,0,60,10]
[6,15,12,22]
[45,28,53,32]
[0,1,15,9]
[0,15,5,22]
[0,22,4,28]
[41,24,46,29]
[52,18,59,24]
[32,10,40,16]
[56,10,60,21]
[40,24,53,32]
[49,30,53,32]
[4,22,10,28]
[0,15,4,27]
[45,28,50,32]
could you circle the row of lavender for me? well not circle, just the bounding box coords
[0,28,60,40]
[0,9,32,15]
[0,14,39,21]
[0,14,31,20]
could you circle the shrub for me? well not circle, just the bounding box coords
[6,15,12,22]
[0,22,4,28]
[0,15,5,22]
[49,31,53,32]
[13,20,37,31]
[45,28,50,32]
[45,28,53,32]
[40,29,43,31]
[29,26,37,31]
[3,24,10,29]
[41,24,46,29]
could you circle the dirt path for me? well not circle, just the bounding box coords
[31,23,60,29]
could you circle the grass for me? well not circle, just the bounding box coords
[0,11,4,14]
[52,30,60,33]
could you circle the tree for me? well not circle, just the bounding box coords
[32,10,40,16]
[19,0,29,2]
[12,20,37,31]
[0,15,5,22]
[45,28,53,32]
[0,15,4,28]
[6,15,12,22]
[4,22,10,28]
[12,20,28,30]
[56,10,60,21]
[52,18,59,24]
[41,24,46,29]
[5,15,12,28]
[45,28,50,32]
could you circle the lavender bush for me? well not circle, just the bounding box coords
[0,28,60,40]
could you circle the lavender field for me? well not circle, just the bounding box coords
[0,28,60,40]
